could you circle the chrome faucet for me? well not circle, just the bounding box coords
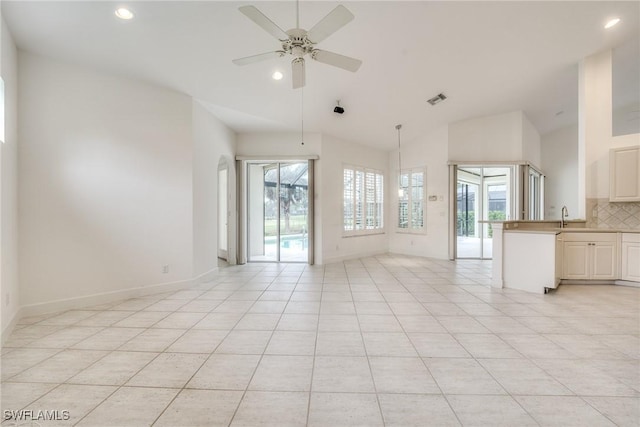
[561,205,569,228]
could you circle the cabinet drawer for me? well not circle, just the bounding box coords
[622,233,640,243]
[562,232,617,243]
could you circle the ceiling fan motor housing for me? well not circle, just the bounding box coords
[283,29,315,58]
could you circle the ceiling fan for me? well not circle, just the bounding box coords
[232,2,362,89]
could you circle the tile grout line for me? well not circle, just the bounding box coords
[377,259,466,426]
[351,259,390,426]
[148,267,276,426]
[225,265,304,427]
[73,270,260,425]
[73,280,227,426]
[304,263,325,427]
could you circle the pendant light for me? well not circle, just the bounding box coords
[396,124,403,197]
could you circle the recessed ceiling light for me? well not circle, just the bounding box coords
[604,18,621,29]
[272,71,284,81]
[115,8,134,20]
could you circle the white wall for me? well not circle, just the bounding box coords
[388,126,450,259]
[1,15,20,338]
[448,111,523,162]
[237,132,322,157]
[449,110,541,167]
[192,100,236,277]
[541,124,579,219]
[522,113,541,168]
[18,53,194,308]
[321,134,389,264]
[581,49,640,201]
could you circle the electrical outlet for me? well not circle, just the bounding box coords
[162,265,169,274]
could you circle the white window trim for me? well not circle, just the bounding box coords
[343,164,385,237]
[397,167,427,234]
[0,77,5,144]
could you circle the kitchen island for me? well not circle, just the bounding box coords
[492,221,640,294]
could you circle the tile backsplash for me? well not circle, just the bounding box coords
[586,198,640,229]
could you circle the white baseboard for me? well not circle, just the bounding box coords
[1,307,24,346]
[615,280,640,288]
[322,250,388,265]
[193,267,219,284]
[18,277,195,319]
[2,266,226,343]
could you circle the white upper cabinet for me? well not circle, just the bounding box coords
[610,146,640,202]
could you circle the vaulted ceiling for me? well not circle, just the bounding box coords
[3,1,639,149]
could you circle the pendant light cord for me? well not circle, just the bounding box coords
[301,85,304,145]
[296,0,299,28]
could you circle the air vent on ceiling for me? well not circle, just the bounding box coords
[427,93,447,106]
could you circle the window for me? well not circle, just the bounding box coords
[343,165,384,235]
[398,168,425,231]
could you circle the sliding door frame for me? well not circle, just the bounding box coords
[236,156,318,265]
[449,161,545,260]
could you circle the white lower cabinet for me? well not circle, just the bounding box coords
[621,234,640,282]
[562,233,617,280]
[563,242,589,280]
[591,241,617,280]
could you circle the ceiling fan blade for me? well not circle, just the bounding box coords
[292,58,305,89]
[311,49,362,72]
[232,51,286,66]
[239,5,289,41]
[306,5,354,44]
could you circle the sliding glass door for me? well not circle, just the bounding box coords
[456,166,513,259]
[247,161,309,262]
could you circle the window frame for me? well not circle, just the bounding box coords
[0,77,5,144]
[397,167,427,234]
[343,164,385,236]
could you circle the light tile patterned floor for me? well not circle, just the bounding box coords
[1,254,639,426]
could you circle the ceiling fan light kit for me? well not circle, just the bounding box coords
[233,3,363,89]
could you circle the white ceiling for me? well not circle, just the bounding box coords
[3,1,639,150]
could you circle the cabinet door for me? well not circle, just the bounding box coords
[563,242,590,280]
[591,242,617,280]
[621,242,640,282]
[610,146,640,202]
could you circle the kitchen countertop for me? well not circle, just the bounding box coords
[504,228,640,234]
